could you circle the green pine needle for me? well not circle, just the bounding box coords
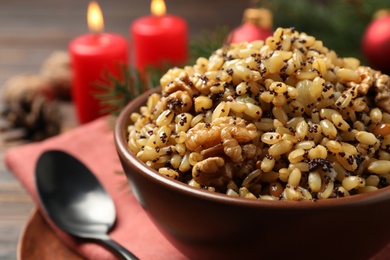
[189,25,230,64]
[94,64,151,116]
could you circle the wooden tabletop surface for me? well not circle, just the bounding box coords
[0,0,251,259]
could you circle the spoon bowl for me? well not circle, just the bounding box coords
[35,150,138,260]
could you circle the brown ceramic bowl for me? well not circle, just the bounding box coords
[115,87,390,260]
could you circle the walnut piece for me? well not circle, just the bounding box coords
[165,90,193,113]
[192,157,232,189]
[354,66,377,95]
[190,73,215,95]
[374,74,390,113]
[163,72,199,97]
[186,116,258,163]
[350,66,390,113]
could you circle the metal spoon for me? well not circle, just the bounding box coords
[35,150,138,260]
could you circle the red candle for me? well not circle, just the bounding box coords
[69,1,128,124]
[131,0,187,71]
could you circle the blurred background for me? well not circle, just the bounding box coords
[0,0,250,87]
[1,0,389,87]
[0,0,390,258]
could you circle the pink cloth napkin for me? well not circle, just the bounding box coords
[5,116,390,259]
[5,116,186,260]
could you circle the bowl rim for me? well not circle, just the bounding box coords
[114,87,390,210]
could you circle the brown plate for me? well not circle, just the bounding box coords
[17,207,84,260]
[17,207,390,259]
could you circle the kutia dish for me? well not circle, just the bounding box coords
[115,27,390,259]
[125,27,390,201]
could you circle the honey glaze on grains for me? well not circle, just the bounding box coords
[126,27,390,201]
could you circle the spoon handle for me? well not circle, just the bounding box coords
[100,238,139,260]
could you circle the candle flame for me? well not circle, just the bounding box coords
[151,0,166,16]
[88,1,104,33]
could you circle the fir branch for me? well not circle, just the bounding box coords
[94,63,148,116]
[189,25,230,64]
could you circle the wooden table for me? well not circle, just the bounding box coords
[0,0,251,259]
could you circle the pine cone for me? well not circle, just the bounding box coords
[1,74,62,141]
[2,74,53,104]
[40,51,72,100]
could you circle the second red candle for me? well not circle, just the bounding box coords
[131,1,188,71]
